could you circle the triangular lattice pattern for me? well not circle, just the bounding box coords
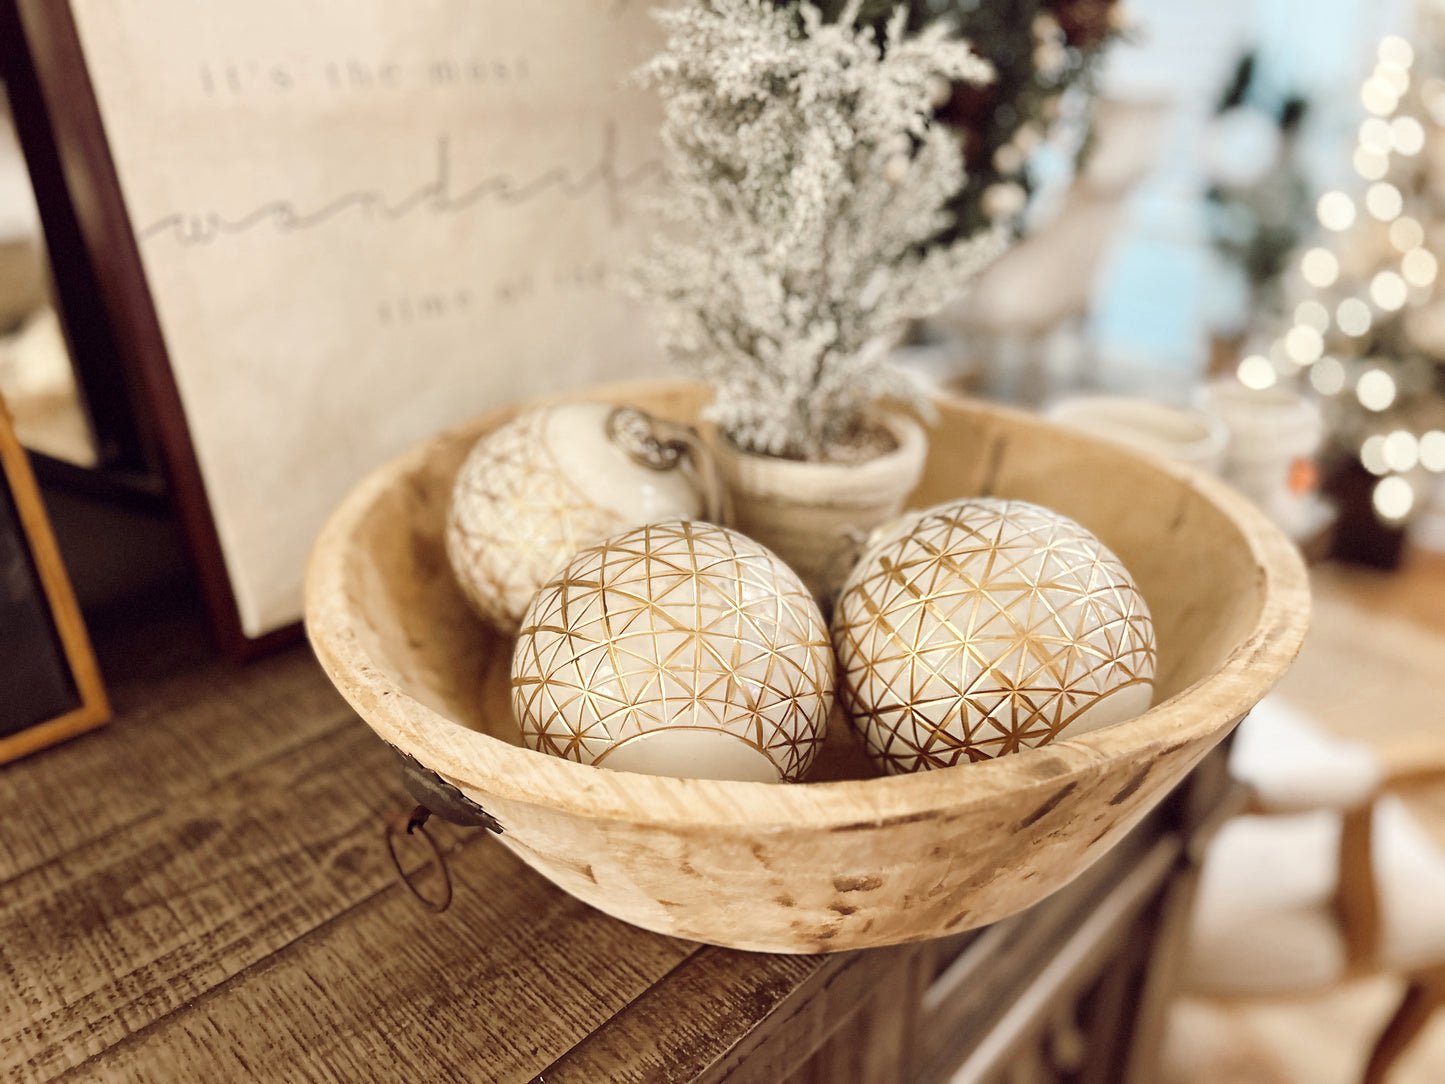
[833,498,1156,775]
[512,520,833,781]
[446,407,628,631]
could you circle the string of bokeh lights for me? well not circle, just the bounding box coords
[1235,34,1445,524]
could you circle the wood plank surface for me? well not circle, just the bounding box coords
[57,832,698,1084]
[1273,553,1445,752]
[0,613,707,1083]
[0,540,1274,1083]
[3,721,418,1079]
[0,614,1186,1084]
[532,945,860,1084]
[0,629,356,881]
[790,950,930,1084]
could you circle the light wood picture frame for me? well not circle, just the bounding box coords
[7,0,666,656]
[0,391,108,764]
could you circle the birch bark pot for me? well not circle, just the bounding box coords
[305,379,1310,954]
[713,412,929,604]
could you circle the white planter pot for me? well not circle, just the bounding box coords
[713,413,928,605]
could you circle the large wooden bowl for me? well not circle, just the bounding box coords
[306,381,1309,953]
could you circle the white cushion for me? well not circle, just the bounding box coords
[1184,702,1445,995]
[1186,809,1348,994]
[1230,697,1382,813]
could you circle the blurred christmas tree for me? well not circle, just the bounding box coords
[1239,28,1445,553]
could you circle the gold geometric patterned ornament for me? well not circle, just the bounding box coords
[832,498,1156,775]
[446,402,706,633]
[512,519,834,783]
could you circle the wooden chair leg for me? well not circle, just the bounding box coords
[1362,967,1445,1084]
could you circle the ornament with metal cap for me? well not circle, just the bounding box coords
[445,401,717,633]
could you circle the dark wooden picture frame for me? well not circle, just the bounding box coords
[0,391,108,764]
[3,0,274,658]
[3,0,664,659]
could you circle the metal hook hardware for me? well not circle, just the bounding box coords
[605,405,727,524]
[383,805,454,913]
[386,752,504,913]
[394,749,505,833]
[606,405,689,470]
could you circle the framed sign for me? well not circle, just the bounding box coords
[0,391,108,764]
[8,0,666,655]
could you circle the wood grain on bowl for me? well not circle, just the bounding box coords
[305,380,1310,953]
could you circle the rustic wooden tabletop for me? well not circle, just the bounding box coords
[16,549,1431,1082]
[0,582,970,1083]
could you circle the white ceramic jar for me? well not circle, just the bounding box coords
[1198,381,1325,540]
[1045,394,1230,475]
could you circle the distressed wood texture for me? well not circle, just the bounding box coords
[306,379,1311,952]
[0,609,700,1083]
[0,637,350,881]
[1,543,1214,1082]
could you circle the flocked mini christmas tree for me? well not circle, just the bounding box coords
[633,0,1120,461]
[633,0,1004,460]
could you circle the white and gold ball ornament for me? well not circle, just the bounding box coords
[446,402,708,633]
[512,520,833,783]
[832,498,1156,775]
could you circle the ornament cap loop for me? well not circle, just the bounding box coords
[606,405,725,523]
